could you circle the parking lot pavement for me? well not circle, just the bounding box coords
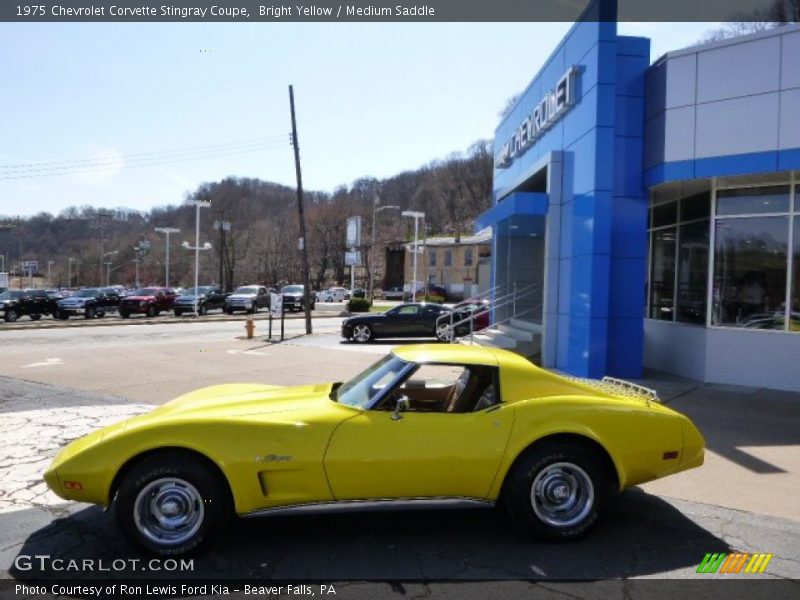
[2,376,799,582]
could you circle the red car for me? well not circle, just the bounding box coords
[453,299,490,331]
[119,287,176,318]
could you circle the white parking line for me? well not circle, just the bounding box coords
[20,358,63,368]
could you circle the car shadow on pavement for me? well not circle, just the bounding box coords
[667,384,800,475]
[10,488,728,581]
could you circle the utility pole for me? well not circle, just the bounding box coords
[213,220,230,290]
[289,84,312,335]
[94,211,112,286]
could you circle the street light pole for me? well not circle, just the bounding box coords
[101,251,118,286]
[183,199,212,316]
[370,198,400,301]
[402,211,425,302]
[47,261,53,287]
[155,227,180,288]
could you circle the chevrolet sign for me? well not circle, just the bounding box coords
[495,66,580,169]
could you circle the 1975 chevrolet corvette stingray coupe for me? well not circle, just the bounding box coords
[44,345,704,556]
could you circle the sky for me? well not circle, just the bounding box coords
[0,21,719,217]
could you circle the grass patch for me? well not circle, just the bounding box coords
[369,304,392,313]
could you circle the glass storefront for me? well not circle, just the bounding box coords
[647,174,798,333]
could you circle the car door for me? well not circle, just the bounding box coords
[324,397,513,500]
[389,304,424,337]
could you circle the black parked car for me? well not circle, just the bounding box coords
[174,286,228,316]
[341,302,467,343]
[56,288,119,319]
[0,290,51,322]
[281,284,316,312]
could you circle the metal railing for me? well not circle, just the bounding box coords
[436,282,542,344]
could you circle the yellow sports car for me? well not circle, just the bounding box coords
[44,345,704,556]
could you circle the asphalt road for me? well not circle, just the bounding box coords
[1,319,799,596]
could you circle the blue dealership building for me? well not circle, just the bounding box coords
[477,0,800,391]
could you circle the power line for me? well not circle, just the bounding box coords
[0,139,291,181]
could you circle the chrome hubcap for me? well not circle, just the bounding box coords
[530,462,594,527]
[133,477,204,546]
[353,325,370,342]
[436,324,452,341]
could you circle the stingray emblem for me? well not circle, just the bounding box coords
[256,454,292,463]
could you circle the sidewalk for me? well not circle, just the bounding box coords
[635,370,800,521]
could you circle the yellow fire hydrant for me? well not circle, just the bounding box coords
[245,317,255,339]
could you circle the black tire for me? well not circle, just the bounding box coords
[57,311,69,320]
[174,310,182,317]
[504,442,609,541]
[30,314,42,321]
[85,306,96,319]
[114,453,231,557]
[4,309,18,322]
[435,322,453,342]
[351,323,372,343]
[250,304,257,314]
[146,305,156,318]
[225,308,233,315]
[97,312,105,319]
[120,311,130,319]
[198,304,207,316]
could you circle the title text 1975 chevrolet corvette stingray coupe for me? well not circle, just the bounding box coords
[44,345,704,556]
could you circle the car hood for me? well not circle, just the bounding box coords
[176,294,206,302]
[124,382,343,426]
[59,296,91,304]
[123,295,157,301]
[228,293,256,300]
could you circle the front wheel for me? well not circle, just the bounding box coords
[30,314,42,321]
[4,309,18,322]
[120,311,130,319]
[504,442,609,540]
[85,306,96,319]
[351,324,372,343]
[146,306,156,318]
[114,453,230,557]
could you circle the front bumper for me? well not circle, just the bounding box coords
[341,323,353,338]
[59,306,86,315]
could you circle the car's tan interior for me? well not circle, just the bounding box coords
[380,365,498,413]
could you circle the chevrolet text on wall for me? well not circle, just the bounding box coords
[495,65,580,169]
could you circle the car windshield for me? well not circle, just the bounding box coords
[184,286,211,295]
[234,286,258,294]
[282,285,303,293]
[0,291,22,300]
[76,289,99,297]
[335,354,409,409]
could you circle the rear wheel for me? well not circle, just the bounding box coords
[435,322,453,342]
[57,311,69,320]
[174,310,182,317]
[146,306,156,318]
[352,324,372,343]
[198,304,207,316]
[30,314,42,321]
[85,306,96,319]
[504,442,609,540]
[114,453,231,557]
[120,311,130,319]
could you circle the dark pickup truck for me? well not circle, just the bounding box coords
[173,286,228,316]
[0,289,56,322]
[56,288,120,319]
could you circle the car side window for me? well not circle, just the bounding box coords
[397,305,419,315]
[381,364,500,414]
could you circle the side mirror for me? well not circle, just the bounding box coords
[392,395,410,421]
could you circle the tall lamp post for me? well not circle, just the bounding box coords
[370,199,400,301]
[47,260,54,287]
[401,211,425,302]
[102,251,118,286]
[183,198,212,316]
[154,227,180,288]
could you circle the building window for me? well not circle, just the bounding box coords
[649,228,676,320]
[429,250,437,267]
[712,186,790,329]
[464,248,474,266]
[648,178,798,332]
[648,191,710,323]
[444,250,452,267]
